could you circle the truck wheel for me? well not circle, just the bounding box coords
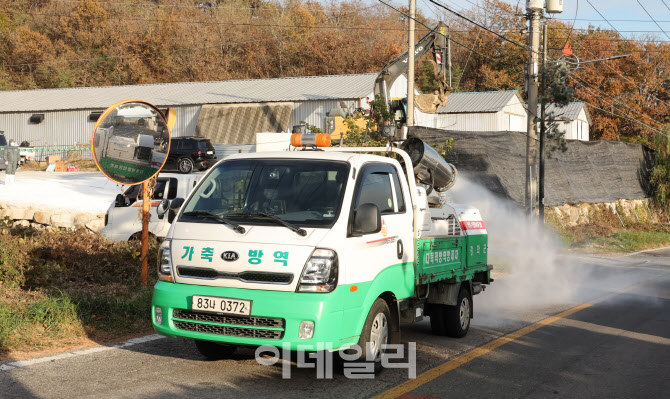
[178,158,194,174]
[194,340,236,360]
[445,287,471,338]
[351,298,391,373]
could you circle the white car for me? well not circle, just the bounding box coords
[101,173,201,241]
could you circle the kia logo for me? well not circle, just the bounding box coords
[221,251,239,261]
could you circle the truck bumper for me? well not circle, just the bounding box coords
[152,281,359,351]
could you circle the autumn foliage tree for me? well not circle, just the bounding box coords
[1,0,670,147]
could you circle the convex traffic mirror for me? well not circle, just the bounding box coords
[92,100,170,185]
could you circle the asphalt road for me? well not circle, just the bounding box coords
[2,249,669,399]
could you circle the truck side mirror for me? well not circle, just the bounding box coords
[167,198,185,224]
[114,194,125,207]
[352,203,381,235]
[156,199,169,219]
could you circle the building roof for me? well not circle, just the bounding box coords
[541,102,591,124]
[0,73,378,113]
[437,90,522,113]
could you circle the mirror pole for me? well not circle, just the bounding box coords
[141,180,151,288]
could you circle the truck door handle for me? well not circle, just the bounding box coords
[397,239,404,260]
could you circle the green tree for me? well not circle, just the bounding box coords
[341,95,394,147]
[417,60,439,93]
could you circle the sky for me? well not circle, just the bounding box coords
[357,0,670,40]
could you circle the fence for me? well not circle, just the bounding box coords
[18,145,93,163]
[410,127,654,207]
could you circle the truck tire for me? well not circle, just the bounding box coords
[194,340,236,360]
[350,298,391,373]
[178,158,194,174]
[445,287,471,338]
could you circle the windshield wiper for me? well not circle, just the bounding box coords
[227,212,307,237]
[182,211,245,234]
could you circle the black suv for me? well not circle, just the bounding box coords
[164,137,217,174]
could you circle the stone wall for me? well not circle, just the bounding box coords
[549,198,666,227]
[0,201,104,233]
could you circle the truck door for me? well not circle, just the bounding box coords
[343,163,414,296]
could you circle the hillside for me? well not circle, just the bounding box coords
[1,0,669,145]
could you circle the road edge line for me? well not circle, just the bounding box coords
[0,334,165,371]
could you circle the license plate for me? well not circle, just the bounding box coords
[206,151,214,155]
[192,295,251,315]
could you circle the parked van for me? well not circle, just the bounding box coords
[101,173,201,241]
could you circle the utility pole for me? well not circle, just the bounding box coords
[539,24,548,223]
[406,0,416,132]
[525,1,542,215]
[447,25,452,88]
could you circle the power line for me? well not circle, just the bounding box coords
[1,34,299,69]
[584,0,625,39]
[548,34,670,44]
[426,0,533,53]
[386,0,668,141]
[2,9,432,32]
[554,28,670,33]
[571,75,664,128]
[636,0,670,42]
[553,17,670,23]
[375,0,554,144]
[50,0,382,13]
[562,0,579,49]
[375,0,524,75]
[552,25,670,109]
[578,96,669,138]
[550,46,670,53]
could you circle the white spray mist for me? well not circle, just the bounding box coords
[448,175,586,320]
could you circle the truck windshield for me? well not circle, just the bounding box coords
[181,159,349,227]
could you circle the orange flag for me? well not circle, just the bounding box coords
[563,41,573,56]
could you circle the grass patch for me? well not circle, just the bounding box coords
[0,289,83,351]
[547,207,670,255]
[0,223,158,356]
[590,230,670,253]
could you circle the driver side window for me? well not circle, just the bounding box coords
[355,171,395,214]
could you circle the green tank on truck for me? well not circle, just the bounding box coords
[151,135,493,370]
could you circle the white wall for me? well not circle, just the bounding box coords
[551,108,589,141]
[288,99,359,132]
[415,94,528,132]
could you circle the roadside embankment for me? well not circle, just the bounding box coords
[546,199,670,254]
[0,223,157,361]
[0,201,105,233]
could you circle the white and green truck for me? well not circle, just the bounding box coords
[152,135,493,367]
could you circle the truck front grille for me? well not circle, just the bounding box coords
[177,266,293,284]
[173,309,285,329]
[174,320,283,340]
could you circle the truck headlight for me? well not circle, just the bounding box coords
[297,249,338,293]
[157,239,174,282]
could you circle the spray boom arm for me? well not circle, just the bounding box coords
[374,22,448,103]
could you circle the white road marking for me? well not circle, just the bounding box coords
[0,334,165,371]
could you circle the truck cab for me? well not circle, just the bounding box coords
[101,173,201,241]
[152,139,492,366]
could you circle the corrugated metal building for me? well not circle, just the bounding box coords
[0,73,379,159]
[415,90,528,132]
[541,102,591,141]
